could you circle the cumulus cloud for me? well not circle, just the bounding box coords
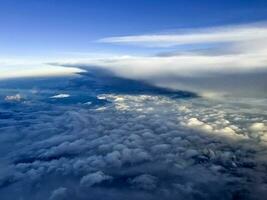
[250,122,267,132]
[1,73,267,199]
[185,117,248,140]
[249,122,267,142]
[80,171,112,187]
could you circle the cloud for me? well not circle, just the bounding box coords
[50,94,70,99]
[80,171,112,187]
[98,24,267,47]
[49,187,68,200]
[4,94,23,102]
[56,24,267,97]
[129,174,158,190]
[1,73,267,199]
[250,122,267,132]
[59,53,267,97]
[0,62,84,80]
[1,23,265,97]
[184,117,248,140]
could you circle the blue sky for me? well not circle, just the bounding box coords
[1,0,267,57]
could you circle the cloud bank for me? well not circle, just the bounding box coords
[59,23,267,97]
[0,62,83,80]
[1,92,267,199]
[0,23,266,97]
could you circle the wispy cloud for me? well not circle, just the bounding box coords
[98,23,267,47]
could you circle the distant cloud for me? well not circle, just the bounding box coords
[50,94,70,99]
[0,62,84,80]
[5,94,23,102]
[98,24,267,47]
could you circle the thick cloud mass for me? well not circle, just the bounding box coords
[0,72,267,200]
[56,23,267,97]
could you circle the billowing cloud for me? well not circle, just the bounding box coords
[1,23,266,97]
[56,23,267,97]
[58,54,267,97]
[1,83,267,199]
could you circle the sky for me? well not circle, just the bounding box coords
[1,0,267,57]
[0,0,267,96]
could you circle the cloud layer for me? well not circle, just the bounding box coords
[0,74,267,199]
[0,62,83,80]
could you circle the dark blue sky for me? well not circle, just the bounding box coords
[1,0,267,57]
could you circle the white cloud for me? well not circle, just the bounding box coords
[1,23,267,97]
[56,23,267,97]
[0,24,265,97]
[50,94,70,99]
[98,24,267,47]
[184,117,248,140]
[186,118,213,132]
[4,94,23,102]
[250,122,267,132]
[68,52,266,96]
[79,53,266,76]
[0,62,84,80]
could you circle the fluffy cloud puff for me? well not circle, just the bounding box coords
[80,171,112,187]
